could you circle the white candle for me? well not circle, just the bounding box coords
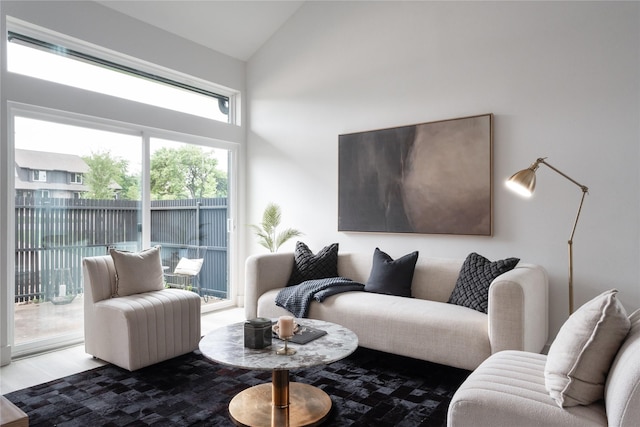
[278,316,294,338]
[59,284,66,297]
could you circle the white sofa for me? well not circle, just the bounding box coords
[447,308,640,427]
[83,255,201,371]
[245,252,548,370]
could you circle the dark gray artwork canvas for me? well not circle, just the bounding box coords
[338,114,492,235]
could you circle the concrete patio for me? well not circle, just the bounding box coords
[13,293,226,347]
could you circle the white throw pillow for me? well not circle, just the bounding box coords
[110,246,164,297]
[174,257,203,276]
[544,289,631,407]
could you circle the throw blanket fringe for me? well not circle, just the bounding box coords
[276,277,365,318]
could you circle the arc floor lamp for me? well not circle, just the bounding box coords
[506,157,589,314]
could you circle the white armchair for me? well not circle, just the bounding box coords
[448,302,640,427]
[83,250,201,371]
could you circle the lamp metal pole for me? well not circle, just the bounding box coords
[534,159,589,314]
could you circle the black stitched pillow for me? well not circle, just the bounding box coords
[364,248,419,297]
[287,241,339,286]
[448,252,520,313]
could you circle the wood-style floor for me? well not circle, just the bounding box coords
[0,307,245,395]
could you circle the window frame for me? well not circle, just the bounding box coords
[32,170,46,182]
[6,17,240,125]
[2,14,242,363]
[8,103,239,358]
[69,172,82,184]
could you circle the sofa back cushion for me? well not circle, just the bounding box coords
[337,253,371,283]
[83,255,118,303]
[337,253,463,302]
[412,257,464,302]
[605,308,640,427]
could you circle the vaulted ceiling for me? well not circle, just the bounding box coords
[97,1,305,61]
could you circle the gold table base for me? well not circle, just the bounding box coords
[229,370,331,427]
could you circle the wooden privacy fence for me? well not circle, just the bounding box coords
[14,197,228,302]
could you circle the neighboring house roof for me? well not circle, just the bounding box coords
[14,149,123,193]
[14,149,91,193]
[15,149,89,173]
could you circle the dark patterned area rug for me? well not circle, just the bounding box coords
[5,347,470,426]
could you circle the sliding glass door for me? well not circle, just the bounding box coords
[11,113,234,358]
[149,138,230,305]
[13,115,142,356]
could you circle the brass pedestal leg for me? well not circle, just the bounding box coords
[272,370,290,408]
[272,370,290,426]
[228,369,332,427]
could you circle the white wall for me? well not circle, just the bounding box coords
[246,1,640,340]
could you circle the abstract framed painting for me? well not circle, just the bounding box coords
[338,114,493,235]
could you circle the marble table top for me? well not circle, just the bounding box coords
[199,318,358,371]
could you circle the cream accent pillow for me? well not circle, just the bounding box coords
[110,246,164,297]
[544,289,630,407]
[174,257,203,276]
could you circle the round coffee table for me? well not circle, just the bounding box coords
[199,318,358,427]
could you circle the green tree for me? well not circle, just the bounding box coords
[213,169,228,197]
[150,146,223,200]
[119,172,141,200]
[83,150,130,200]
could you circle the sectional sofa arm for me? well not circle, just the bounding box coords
[244,252,294,319]
[488,263,549,354]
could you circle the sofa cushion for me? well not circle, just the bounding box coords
[110,246,164,297]
[287,241,339,286]
[364,248,419,297]
[92,288,201,370]
[448,350,608,427]
[448,252,519,313]
[545,289,630,407]
[256,287,491,370]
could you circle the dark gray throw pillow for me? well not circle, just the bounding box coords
[287,241,339,286]
[364,248,419,297]
[448,252,520,313]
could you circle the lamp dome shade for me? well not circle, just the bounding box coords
[506,168,536,197]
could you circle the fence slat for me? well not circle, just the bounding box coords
[14,197,228,302]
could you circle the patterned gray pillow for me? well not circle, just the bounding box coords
[448,252,520,313]
[287,241,339,286]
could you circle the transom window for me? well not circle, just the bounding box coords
[7,30,232,123]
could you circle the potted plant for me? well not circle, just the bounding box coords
[251,203,303,252]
